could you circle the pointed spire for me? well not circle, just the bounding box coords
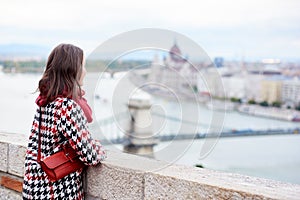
[170,38,182,62]
[173,37,177,46]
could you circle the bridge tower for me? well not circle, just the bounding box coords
[123,92,158,157]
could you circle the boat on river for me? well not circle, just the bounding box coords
[238,104,300,122]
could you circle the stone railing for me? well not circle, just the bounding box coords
[0,132,299,199]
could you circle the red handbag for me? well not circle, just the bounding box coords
[37,107,85,182]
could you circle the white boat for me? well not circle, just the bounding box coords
[238,105,300,122]
[206,100,235,111]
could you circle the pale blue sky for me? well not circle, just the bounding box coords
[0,0,300,61]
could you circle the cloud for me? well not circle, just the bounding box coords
[1,0,299,30]
[0,0,299,60]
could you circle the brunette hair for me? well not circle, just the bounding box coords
[38,44,84,103]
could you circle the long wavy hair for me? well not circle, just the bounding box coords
[38,44,84,103]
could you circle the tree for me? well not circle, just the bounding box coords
[192,85,198,93]
[248,99,256,104]
[272,101,281,108]
[195,164,204,168]
[259,101,269,107]
[230,97,241,103]
[296,104,300,111]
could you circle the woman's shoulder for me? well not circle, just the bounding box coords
[47,97,81,112]
[49,97,87,123]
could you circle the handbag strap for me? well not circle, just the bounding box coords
[37,106,42,163]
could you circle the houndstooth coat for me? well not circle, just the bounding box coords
[23,97,107,200]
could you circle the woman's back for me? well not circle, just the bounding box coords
[23,44,106,200]
[23,97,106,199]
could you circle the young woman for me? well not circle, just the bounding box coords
[23,44,107,199]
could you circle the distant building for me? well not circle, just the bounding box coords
[281,77,300,107]
[260,78,283,104]
[245,74,264,102]
[148,42,198,93]
[247,64,282,75]
[214,57,224,68]
[198,67,226,98]
[198,66,246,99]
[222,76,246,99]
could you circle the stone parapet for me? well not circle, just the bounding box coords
[0,132,299,199]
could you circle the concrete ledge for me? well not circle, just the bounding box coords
[8,144,26,177]
[87,164,145,199]
[0,143,8,172]
[1,132,300,200]
[88,150,300,200]
[0,187,22,200]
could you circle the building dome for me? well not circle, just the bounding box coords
[170,44,182,56]
[169,42,184,62]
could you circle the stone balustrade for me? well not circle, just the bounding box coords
[0,132,299,199]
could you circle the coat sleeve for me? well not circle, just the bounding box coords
[56,99,107,166]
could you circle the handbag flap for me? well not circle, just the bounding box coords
[41,146,80,169]
[41,151,69,169]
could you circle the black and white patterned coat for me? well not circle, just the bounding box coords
[23,97,107,200]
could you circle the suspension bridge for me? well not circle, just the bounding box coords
[95,111,300,146]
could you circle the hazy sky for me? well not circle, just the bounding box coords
[0,0,300,61]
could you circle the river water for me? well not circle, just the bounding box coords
[0,71,299,184]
